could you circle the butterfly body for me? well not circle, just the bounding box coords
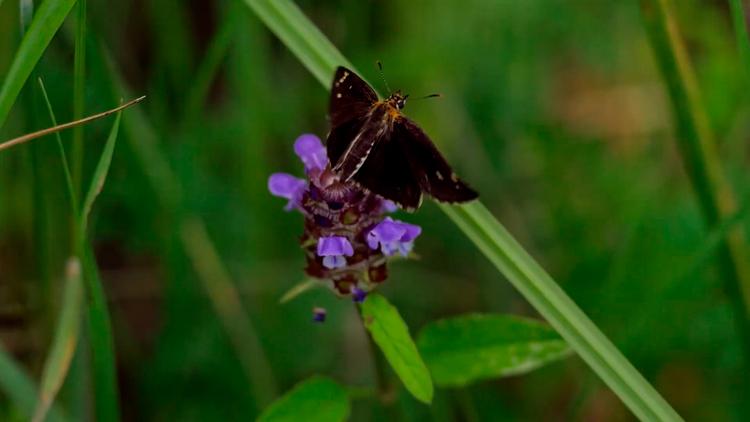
[326,66,478,210]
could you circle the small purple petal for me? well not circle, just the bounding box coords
[268,173,307,210]
[398,222,422,242]
[294,134,328,171]
[317,236,354,257]
[351,286,367,303]
[312,307,327,323]
[322,255,346,269]
[367,217,422,257]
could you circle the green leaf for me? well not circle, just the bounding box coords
[0,0,78,129]
[241,0,352,86]
[418,314,571,387]
[360,294,433,404]
[0,345,66,422]
[257,376,349,422]
[78,113,124,422]
[33,258,84,422]
[79,112,121,236]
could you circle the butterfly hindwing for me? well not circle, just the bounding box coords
[326,116,365,168]
[396,118,478,203]
[354,134,423,210]
[329,66,378,128]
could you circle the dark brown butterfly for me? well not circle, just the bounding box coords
[326,66,478,210]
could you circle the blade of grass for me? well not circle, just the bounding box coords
[78,112,123,422]
[241,1,682,420]
[182,8,240,125]
[100,45,279,403]
[729,0,750,85]
[0,96,145,152]
[32,258,84,422]
[0,345,66,422]
[241,0,352,86]
[0,0,77,129]
[180,218,278,408]
[640,0,750,366]
[71,0,87,199]
[38,77,78,219]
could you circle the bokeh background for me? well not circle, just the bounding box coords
[1,0,750,420]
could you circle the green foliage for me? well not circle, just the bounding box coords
[33,259,83,422]
[257,376,349,422]
[1,0,748,420]
[361,294,433,404]
[0,0,77,128]
[79,115,123,422]
[418,314,571,387]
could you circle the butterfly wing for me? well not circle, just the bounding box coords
[328,66,378,128]
[326,116,365,169]
[327,66,379,171]
[396,118,478,203]
[354,133,423,211]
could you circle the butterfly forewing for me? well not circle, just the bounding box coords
[397,118,478,203]
[328,66,377,128]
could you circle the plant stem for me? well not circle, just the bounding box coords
[71,0,87,198]
[729,0,750,86]
[640,0,750,371]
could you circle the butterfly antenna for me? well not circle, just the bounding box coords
[411,93,442,101]
[376,60,392,94]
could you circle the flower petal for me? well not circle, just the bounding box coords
[317,236,354,257]
[294,134,328,171]
[268,173,307,210]
[322,255,346,269]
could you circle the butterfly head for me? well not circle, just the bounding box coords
[387,91,409,110]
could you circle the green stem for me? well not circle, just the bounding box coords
[640,0,750,370]
[729,0,750,86]
[71,0,87,199]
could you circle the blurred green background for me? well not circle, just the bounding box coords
[1,0,749,420]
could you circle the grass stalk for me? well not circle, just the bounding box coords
[71,0,87,199]
[729,0,750,85]
[101,45,279,404]
[180,218,278,408]
[0,0,77,129]
[640,0,750,366]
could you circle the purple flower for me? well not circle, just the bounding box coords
[268,173,307,210]
[351,286,367,303]
[294,134,328,172]
[312,307,327,323]
[367,217,422,257]
[317,236,354,269]
[268,133,424,299]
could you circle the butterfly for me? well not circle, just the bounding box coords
[326,66,478,210]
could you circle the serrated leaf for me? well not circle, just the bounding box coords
[360,294,433,404]
[257,376,349,422]
[418,314,571,387]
